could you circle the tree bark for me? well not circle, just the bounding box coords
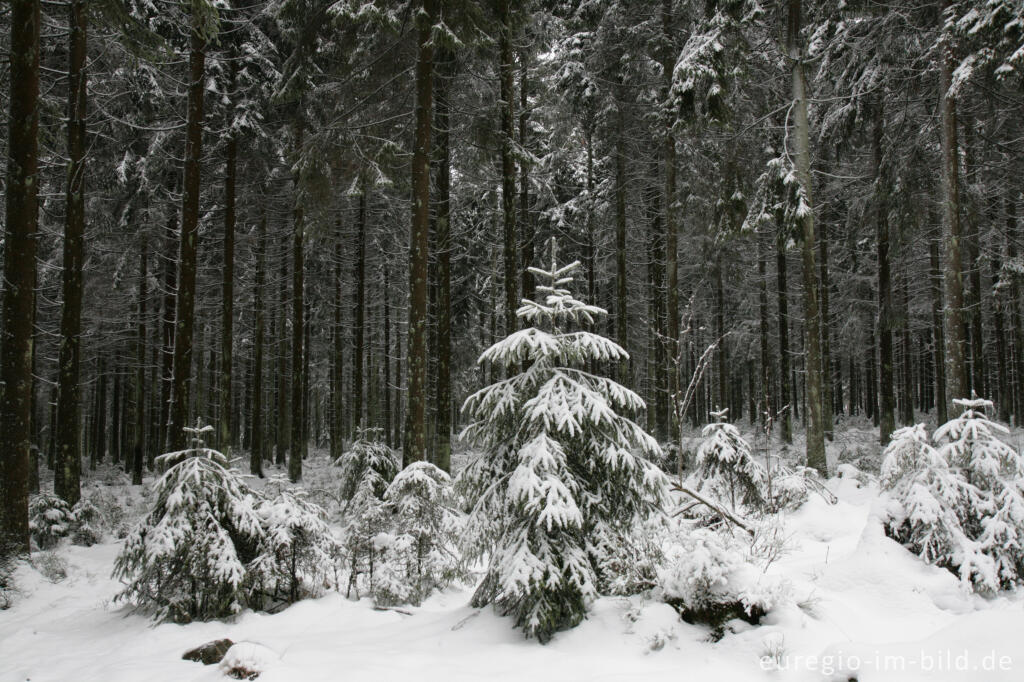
[776,232,793,443]
[290,121,305,483]
[54,0,87,504]
[787,0,826,473]
[434,46,452,472]
[930,236,948,423]
[251,205,266,477]
[219,77,237,456]
[169,15,207,450]
[403,0,436,467]
[498,0,517,336]
[354,187,367,430]
[873,106,895,444]
[1,0,41,556]
[938,7,968,409]
[662,0,680,437]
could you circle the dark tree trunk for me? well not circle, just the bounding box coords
[219,93,237,456]
[0,0,40,556]
[133,237,147,485]
[169,16,207,450]
[251,206,266,477]
[520,51,535,303]
[434,47,452,472]
[290,121,305,483]
[873,107,895,444]
[938,7,968,408]
[662,0,679,437]
[354,188,366,429]
[403,0,436,467]
[498,0,517,336]
[776,233,793,443]
[54,0,87,504]
[787,0,826,473]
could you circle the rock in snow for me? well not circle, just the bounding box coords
[182,638,234,665]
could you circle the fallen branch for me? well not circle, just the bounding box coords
[671,484,754,535]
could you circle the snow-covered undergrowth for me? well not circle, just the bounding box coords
[4,447,1024,682]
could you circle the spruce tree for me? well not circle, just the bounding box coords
[460,240,667,643]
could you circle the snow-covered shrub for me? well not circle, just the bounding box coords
[460,242,667,642]
[70,499,103,546]
[765,466,817,512]
[252,490,341,607]
[694,410,766,511]
[334,428,400,505]
[82,488,130,538]
[335,430,400,599]
[0,550,15,609]
[882,400,1024,593]
[31,551,69,583]
[657,526,784,633]
[113,438,264,623]
[371,462,463,607]
[28,494,75,549]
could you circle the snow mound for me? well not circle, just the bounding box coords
[218,641,280,679]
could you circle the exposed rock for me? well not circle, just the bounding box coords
[182,638,234,665]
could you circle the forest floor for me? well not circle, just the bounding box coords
[3,426,1024,681]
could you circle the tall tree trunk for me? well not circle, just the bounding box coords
[938,7,968,409]
[354,187,366,429]
[900,269,915,425]
[134,237,147,485]
[818,213,833,439]
[519,51,534,303]
[930,236,948,423]
[787,0,826,473]
[290,121,305,483]
[1,0,40,556]
[251,206,266,477]
[1007,196,1024,425]
[169,15,207,450]
[276,233,289,465]
[383,264,392,448]
[873,106,896,444]
[403,0,436,467]
[758,233,771,425]
[662,0,680,437]
[434,47,452,472]
[219,83,237,456]
[54,0,87,504]
[615,95,628,385]
[963,125,985,399]
[332,214,345,456]
[498,0,517,336]
[776,233,793,443]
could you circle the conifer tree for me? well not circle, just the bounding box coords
[460,240,667,643]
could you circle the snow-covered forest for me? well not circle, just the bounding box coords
[3,1,1024,680]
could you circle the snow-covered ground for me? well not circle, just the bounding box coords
[3,445,1024,682]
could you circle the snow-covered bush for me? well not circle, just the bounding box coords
[694,410,766,512]
[334,428,400,505]
[28,494,75,549]
[0,550,15,609]
[882,400,1024,593]
[252,490,341,607]
[113,434,264,623]
[371,462,463,607]
[70,499,103,546]
[335,430,400,599]
[657,526,784,633]
[460,242,667,642]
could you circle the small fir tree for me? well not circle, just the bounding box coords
[882,399,1024,592]
[460,240,667,643]
[694,409,767,512]
[113,424,264,622]
[372,461,463,607]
